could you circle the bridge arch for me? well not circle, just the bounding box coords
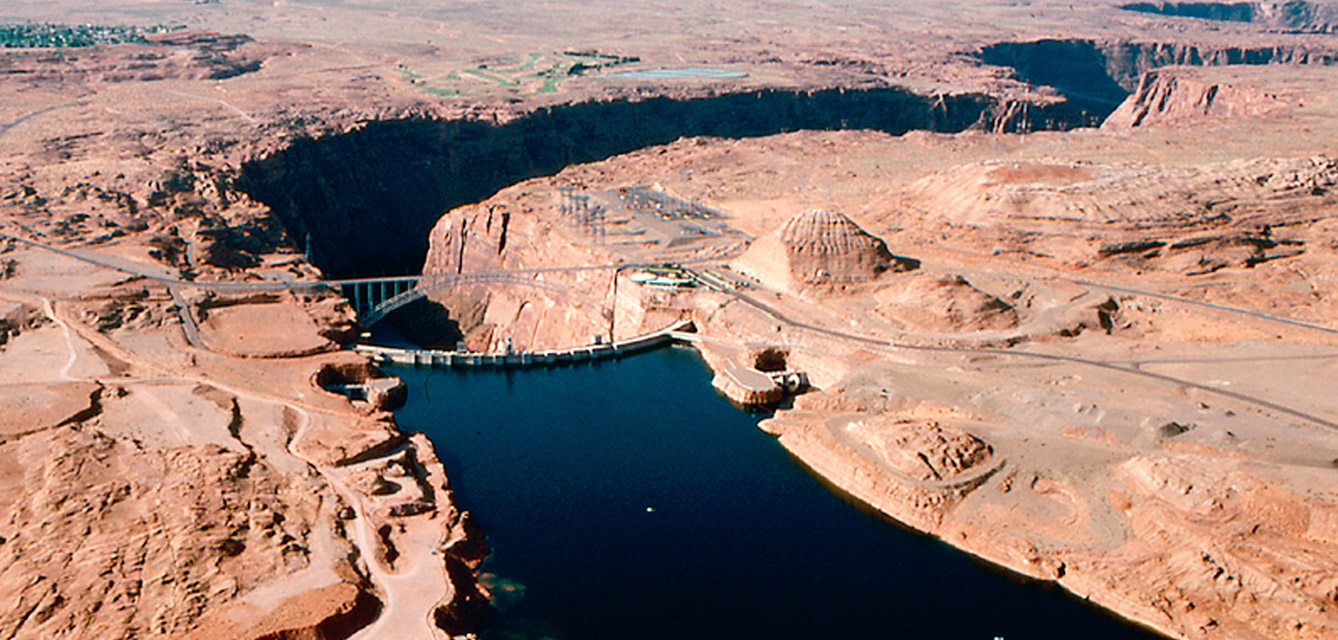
[351,273,576,327]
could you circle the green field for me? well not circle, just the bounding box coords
[0,23,182,48]
[394,50,639,98]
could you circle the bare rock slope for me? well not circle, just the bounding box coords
[736,208,914,292]
[781,208,897,284]
[1103,66,1291,129]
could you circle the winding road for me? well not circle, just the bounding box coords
[7,226,1338,639]
[5,247,450,639]
[685,268,1338,432]
[10,225,1337,431]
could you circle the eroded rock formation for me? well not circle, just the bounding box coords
[782,208,897,284]
[8,1,1338,638]
[1103,66,1291,129]
[735,208,916,292]
[843,417,994,482]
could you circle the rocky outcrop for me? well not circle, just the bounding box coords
[759,384,1338,640]
[873,274,1019,333]
[1121,1,1338,33]
[293,414,404,469]
[1103,67,1290,129]
[423,203,510,277]
[758,403,999,532]
[417,197,613,352]
[782,209,897,284]
[734,208,916,292]
[0,382,100,441]
[0,426,347,640]
[197,295,348,359]
[711,365,785,408]
[181,582,381,640]
[1122,1,1260,23]
[976,37,1338,120]
[0,301,45,346]
[842,417,993,482]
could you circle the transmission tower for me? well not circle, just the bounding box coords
[557,186,575,220]
[587,202,605,244]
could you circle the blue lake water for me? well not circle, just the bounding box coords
[387,347,1163,640]
[606,67,746,79]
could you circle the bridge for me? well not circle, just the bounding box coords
[329,272,575,327]
[0,230,669,328]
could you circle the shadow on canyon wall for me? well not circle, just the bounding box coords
[977,37,1338,111]
[241,38,1338,280]
[238,87,1081,279]
[1119,1,1338,33]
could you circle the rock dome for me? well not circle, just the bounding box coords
[733,208,915,292]
[780,209,895,284]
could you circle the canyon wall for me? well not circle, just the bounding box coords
[244,38,1338,283]
[976,38,1338,117]
[239,87,1079,279]
[1102,66,1292,129]
[1121,1,1338,33]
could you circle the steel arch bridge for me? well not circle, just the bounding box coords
[334,273,572,327]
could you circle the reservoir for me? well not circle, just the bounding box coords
[387,347,1162,639]
[605,67,747,79]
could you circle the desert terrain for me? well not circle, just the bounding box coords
[3,1,1338,639]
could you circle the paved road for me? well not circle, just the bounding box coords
[1071,278,1338,336]
[1,231,326,291]
[916,244,1338,337]
[166,284,207,349]
[3,230,638,290]
[10,229,1336,430]
[685,268,1338,432]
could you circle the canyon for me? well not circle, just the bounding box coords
[3,0,1338,639]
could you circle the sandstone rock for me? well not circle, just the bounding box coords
[0,302,44,345]
[294,415,403,468]
[1122,1,1338,34]
[782,208,897,284]
[389,500,434,517]
[0,382,100,441]
[0,426,337,640]
[762,411,985,532]
[873,274,1019,332]
[180,581,380,640]
[198,299,337,358]
[9,8,1338,639]
[842,416,994,482]
[416,198,612,351]
[735,208,915,292]
[1103,67,1290,131]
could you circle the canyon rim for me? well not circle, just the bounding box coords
[4,1,1338,639]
